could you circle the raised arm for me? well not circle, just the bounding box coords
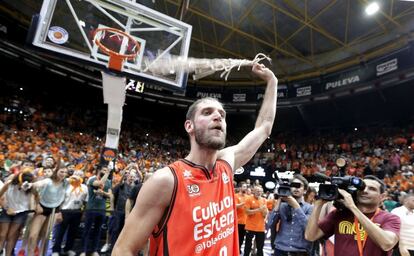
[32,177,51,190]
[305,200,327,241]
[112,168,174,256]
[266,199,282,230]
[124,198,133,219]
[219,63,278,170]
[93,168,110,187]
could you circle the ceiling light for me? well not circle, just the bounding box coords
[365,2,380,15]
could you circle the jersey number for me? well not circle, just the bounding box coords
[219,246,227,256]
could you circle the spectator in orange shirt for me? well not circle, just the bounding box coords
[235,181,248,253]
[244,186,268,256]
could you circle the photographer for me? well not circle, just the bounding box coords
[305,175,401,256]
[268,174,313,256]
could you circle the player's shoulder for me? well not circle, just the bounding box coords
[145,167,175,191]
[138,167,175,206]
[217,147,236,169]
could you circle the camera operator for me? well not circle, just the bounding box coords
[305,175,401,256]
[268,174,313,256]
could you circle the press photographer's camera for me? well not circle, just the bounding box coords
[318,176,365,201]
[21,181,32,191]
[274,171,301,197]
[275,181,301,197]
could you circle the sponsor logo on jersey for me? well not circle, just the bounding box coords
[192,196,235,253]
[183,170,193,179]
[222,172,229,184]
[187,184,200,197]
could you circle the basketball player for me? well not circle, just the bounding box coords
[112,63,278,256]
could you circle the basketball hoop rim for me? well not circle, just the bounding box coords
[93,27,140,60]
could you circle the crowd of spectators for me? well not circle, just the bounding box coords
[255,127,414,197]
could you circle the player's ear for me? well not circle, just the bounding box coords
[184,120,194,133]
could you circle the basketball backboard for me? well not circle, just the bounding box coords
[31,0,192,91]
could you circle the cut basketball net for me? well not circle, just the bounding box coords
[93,27,270,80]
[144,53,271,81]
[94,27,140,71]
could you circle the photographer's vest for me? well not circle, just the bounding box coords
[149,159,239,256]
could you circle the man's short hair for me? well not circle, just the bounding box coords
[293,174,309,190]
[186,97,221,121]
[403,193,414,201]
[253,185,263,191]
[364,175,386,193]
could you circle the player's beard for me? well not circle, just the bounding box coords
[194,126,226,150]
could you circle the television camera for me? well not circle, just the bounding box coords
[318,176,366,201]
[273,171,302,197]
[314,173,366,210]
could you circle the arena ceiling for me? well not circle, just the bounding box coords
[1,0,414,84]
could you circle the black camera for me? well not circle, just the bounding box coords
[273,171,301,197]
[275,181,301,197]
[318,176,366,201]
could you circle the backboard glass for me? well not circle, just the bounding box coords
[31,0,192,90]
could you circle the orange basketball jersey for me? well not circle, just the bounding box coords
[150,159,239,256]
[235,193,248,225]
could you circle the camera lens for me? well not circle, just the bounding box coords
[277,186,291,197]
[318,184,338,201]
[351,177,361,185]
[326,188,336,197]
